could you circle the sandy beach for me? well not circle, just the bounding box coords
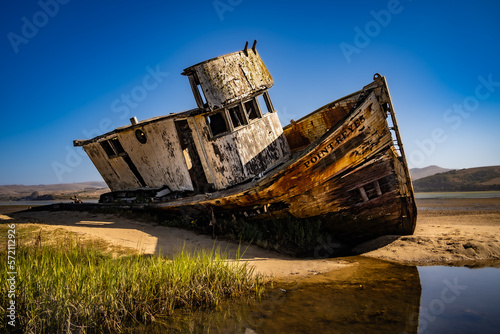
[354,197,500,265]
[0,206,348,279]
[2,196,500,279]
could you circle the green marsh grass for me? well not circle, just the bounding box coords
[0,225,264,333]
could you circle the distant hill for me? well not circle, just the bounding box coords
[0,182,109,200]
[410,165,453,180]
[412,166,500,192]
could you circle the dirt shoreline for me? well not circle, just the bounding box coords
[0,208,348,279]
[2,197,500,278]
[354,197,500,265]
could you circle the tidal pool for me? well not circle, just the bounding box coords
[417,264,500,334]
[126,257,500,333]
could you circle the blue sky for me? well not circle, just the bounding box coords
[1,0,499,185]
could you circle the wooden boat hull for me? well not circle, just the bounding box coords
[132,76,417,243]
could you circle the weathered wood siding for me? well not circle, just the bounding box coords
[194,115,246,189]
[283,95,360,151]
[117,120,193,191]
[247,91,394,217]
[235,112,290,177]
[81,111,289,193]
[189,50,273,110]
[83,144,142,192]
[193,112,290,190]
[83,118,194,192]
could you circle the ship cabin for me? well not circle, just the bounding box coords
[74,43,291,198]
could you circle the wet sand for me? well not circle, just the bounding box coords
[2,197,500,278]
[354,197,500,265]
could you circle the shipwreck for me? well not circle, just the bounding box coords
[74,41,417,243]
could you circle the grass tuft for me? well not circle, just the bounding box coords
[0,225,264,333]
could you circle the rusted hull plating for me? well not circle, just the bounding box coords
[135,76,417,242]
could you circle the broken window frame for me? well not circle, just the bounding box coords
[205,92,276,139]
[110,137,126,155]
[100,140,116,158]
[188,74,208,109]
[206,110,230,138]
[256,92,275,115]
[243,98,260,122]
[227,104,248,129]
[100,137,127,158]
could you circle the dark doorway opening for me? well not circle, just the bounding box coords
[175,120,209,192]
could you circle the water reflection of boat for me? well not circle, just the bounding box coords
[244,257,422,333]
[73,42,416,243]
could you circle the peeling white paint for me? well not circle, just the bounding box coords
[186,49,273,110]
[77,47,290,194]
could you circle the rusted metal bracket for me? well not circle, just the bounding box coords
[243,40,257,56]
[243,41,248,56]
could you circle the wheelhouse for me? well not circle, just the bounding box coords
[74,42,290,194]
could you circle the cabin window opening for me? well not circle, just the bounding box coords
[257,92,274,115]
[110,137,126,155]
[363,182,377,199]
[244,99,260,120]
[228,105,247,128]
[188,74,207,109]
[135,129,147,144]
[207,111,229,137]
[378,176,391,194]
[100,140,116,158]
[196,84,207,105]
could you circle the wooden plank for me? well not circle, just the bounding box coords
[359,187,369,202]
